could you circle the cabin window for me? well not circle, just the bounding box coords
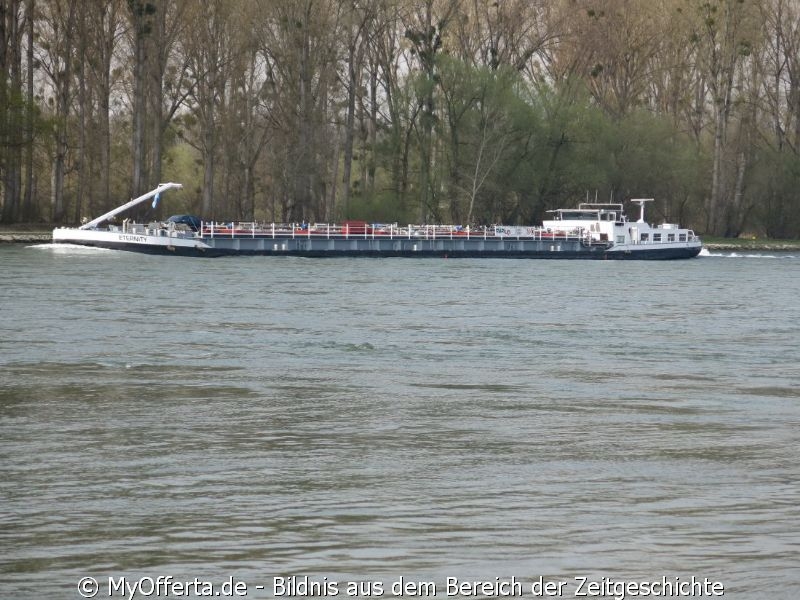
[616,235,626,244]
[653,233,662,242]
[668,233,675,242]
[560,211,597,220]
[640,233,649,242]
[679,233,687,242]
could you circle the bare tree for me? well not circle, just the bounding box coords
[37,0,76,222]
[255,0,341,221]
[181,0,240,217]
[21,0,35,221]
[687,0,758,234]
[148,0,191,189]
[339,0,376,218]
[127,0,155,198]
[1,0,24,222]
[82,0,124,216]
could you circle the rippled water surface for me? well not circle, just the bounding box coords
[1,245,799,598]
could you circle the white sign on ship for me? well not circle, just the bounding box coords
[494,226,539,237]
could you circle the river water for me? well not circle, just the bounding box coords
[1,245,798,599]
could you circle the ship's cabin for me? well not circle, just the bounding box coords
[548,203,626,225]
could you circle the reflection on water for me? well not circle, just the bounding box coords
[1,246,799,597]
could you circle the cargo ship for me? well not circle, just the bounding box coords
[52,183,703,259]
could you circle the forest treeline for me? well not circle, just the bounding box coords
[1,0,800,236]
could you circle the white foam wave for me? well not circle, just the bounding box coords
[703,250,795,259]
[29,243,114,253]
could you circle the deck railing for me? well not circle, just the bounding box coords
[187,221,700,247]
[198,221,590,242]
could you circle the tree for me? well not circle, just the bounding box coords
[21,0,35,221]
[687,0,757,235]
[1,0,25,223]
[372,4,419,219]
[576,0,666,119]
[127,0,155,198]
[181,0,240,217]
[437,58,529,223]
[255,0,341,221]
[403,0,459,221]
[37,0,76,222]
[339,0,376,218]
[84,0,124,216]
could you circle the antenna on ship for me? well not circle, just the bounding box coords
[631,199,653,223]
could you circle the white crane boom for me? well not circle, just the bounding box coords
[79,182,183,230]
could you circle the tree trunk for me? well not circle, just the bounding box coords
[708,104,725,233]
[329,129,340,221]
[728,146,747,237]
[2,0,23,223]
[22,0,34,221]
[704,0,742,236]
[99,75,111,215]
[74,8,87,224]
[419,0,434,222]
[359,85,368,205]
[202,124,214,216]
[244,164,254,221]
[92,0,118,216]
[0,0,8,222]
[292,2,314,222]
[341,38,357,218]
[367,58,377,200]
[150,0,166,189]
[130,1,150,198]
[728,55,761,237]
[52,2,76,223]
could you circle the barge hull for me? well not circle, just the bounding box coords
[60,236,701,259]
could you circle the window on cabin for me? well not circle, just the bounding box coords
[616,235,626,244]
[560,211,597,220]
[653,233,662,242]
[679,233,687,242]
[640,233,649,242]
[668,233,675,242]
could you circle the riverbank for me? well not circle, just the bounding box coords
[0,225,51,243]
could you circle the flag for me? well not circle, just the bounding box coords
[152,192,160,210]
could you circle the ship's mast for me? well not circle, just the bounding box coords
[630,199,654,223]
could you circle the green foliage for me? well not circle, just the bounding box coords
[367,58,715,229]
[512,82,608,221]
[161,142,204,215]
[748,147,800,239]
[348,189,416,224]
